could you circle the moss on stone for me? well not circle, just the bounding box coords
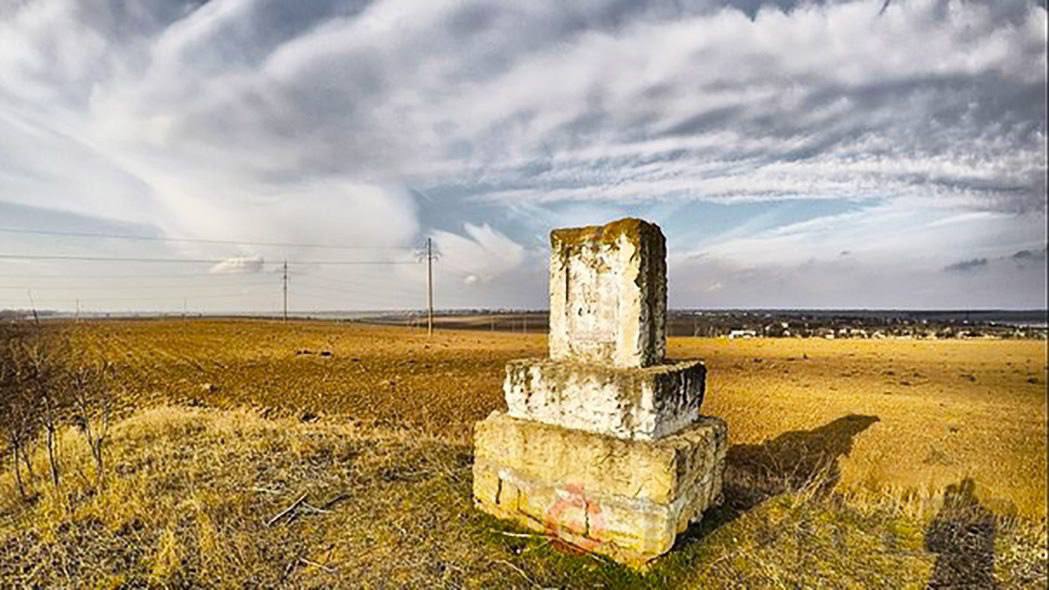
[550,217,664,252]
[506,358,703,384]
[548,217,668,368]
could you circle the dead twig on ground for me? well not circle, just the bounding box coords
[520,539,550,555]
[300,557,337,573]
[281,549,306,583]
[495,559,539,589]
[489,529,550,540]
[266,493,308,527]
[321,492,351,510]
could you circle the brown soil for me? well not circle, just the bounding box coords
[49,318,1048,517]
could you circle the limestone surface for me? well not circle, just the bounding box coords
[473,412,727,566]
[548,218,667,368]
[503,358,705,441]
[473,217,726,567]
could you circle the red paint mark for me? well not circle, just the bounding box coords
[544,483,606,554]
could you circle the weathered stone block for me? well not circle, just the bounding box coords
[473,412,727,566]
[503,358,705,441]
[549,218,667,368]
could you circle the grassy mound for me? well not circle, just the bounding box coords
[1,406,1045,588]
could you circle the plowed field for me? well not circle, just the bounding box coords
[52,319,1048,517]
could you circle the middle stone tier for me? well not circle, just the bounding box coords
[504,358,706,441]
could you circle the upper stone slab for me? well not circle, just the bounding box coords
[549,218,667,368]
[504,358,705,441]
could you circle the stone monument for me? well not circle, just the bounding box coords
[473,218,728,567]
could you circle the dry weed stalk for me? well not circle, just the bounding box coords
[1,346,30,500]
[1,324,117,497]
[69,361,115,485]
[1,332,43,499]
[15,342,65,489]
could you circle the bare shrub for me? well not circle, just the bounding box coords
[23,342,64,488]
[69,361,115,485]
[1,327,42,499]
[0,324,72,492]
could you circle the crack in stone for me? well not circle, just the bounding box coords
[584,498,591,537]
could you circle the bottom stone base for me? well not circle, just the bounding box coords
[473,412,727,567]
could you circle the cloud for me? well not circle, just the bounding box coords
[944,258,989,273]
[688,198,1046,269]
[0,0,1045,310]
[673,249,1046,309]
[1006,245,1047,270]
[1012,248,1047,260]
[940,246,1048,273]
[431,223,528,283]
[210,256,264,274]
[7,0,1044,211]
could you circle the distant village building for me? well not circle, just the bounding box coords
[728,329,758,339]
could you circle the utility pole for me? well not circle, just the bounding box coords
[282,259,288,323]
[426,238,434,336]
[26,289,39,327]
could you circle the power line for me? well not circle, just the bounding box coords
[0,266,414,279]
[0,239,437,313]
[0,254,249,264]
[0,272,272,279]
[290,291,417,310]
[0,226,416,251]
[296,275,424,297]
[0,253,420,265]
[426,237,436,336]
[292,282,419,298]
[290,259,420,266]
[1,290,265,303]
[0,280,275,291]
[0,273,413,293]
[292,285,419,305]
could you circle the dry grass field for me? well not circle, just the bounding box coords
[1,319,1046,588]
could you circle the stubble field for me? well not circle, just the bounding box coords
[1,318,1046,588]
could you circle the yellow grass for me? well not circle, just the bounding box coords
[1,404,1044,587]
[0,319,1043,587]
[672,337,1049,518]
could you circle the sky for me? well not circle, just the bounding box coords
[0,0,1046,313]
